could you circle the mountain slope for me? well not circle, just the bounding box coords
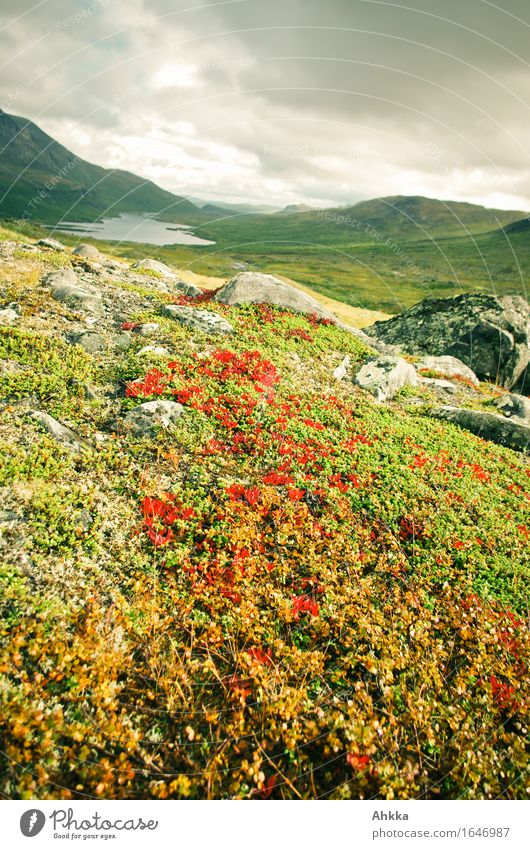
[0,110,198,222]
[0,227,528,799]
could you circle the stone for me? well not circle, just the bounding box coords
[37,237,65,251]
[130,259,176,278]
[67,331,106,353]
[52,284,102,314]
[493,392,530,423]
[133,322,160,336]
[72,243,101,259]
[175,280,203,298]
[42,267,78,288]
[416,355,480,386]
[123,400,184,436]
[418,376,457,394]
[332,356,350,380]
[30,411,88,453]
[0,304,19,324]
[161,304,233,335]
[364,293,530,390]
[430,405,530,453]
[215,271,335,320]
[137,345,170,357]
[354,355,418,401]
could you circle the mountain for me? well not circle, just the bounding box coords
[195,194,528,249]
[0,110,199,222]
[278,203,315,213]
[189,198,281,214]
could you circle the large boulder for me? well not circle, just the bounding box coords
[364,293,530,390]
[354,355,418,401]
[215,272,335,320]
[430,405,530,453]
[37,237,65,251]
[161,305,233,335]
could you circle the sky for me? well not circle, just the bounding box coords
[1,0,530,210]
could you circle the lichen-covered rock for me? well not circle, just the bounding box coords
[123,400,184,436]
[215,271,335,320]
[430,405,530,453]
[354,355,418,401]
[416,355,479,386]
[365,293,530,390]
[161,305,233,335]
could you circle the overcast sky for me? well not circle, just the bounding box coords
[1,0,530,209]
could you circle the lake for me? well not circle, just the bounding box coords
[49,213,215,246]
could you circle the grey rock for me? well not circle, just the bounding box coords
[161,304,233,335]
[123,400,184,436]
[430,405,530,453]
[137,345,170,357]
[52,284,102,314]
[114,332,132,351]
[175,280,203,298]
[42,267,78,288]
[72,243,101,259]
[418,376,457,394]
[215,271,335,320]
[30,411,88,453]
[493,392,530,423]
[0,305,19,324]
[130,259,176,278]
[67,331,106,353]
[133,322,160,336]
[354,355,418,402]
[365,293,530,390]
[332,356,351,380]
[37,237,65,251]
[416,355,480,386]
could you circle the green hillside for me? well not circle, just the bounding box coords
[0,110,199,223]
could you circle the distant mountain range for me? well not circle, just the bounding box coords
[0,109,198,223]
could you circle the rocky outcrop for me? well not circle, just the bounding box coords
[123,400,183,436]
[354,355,418,401]
[161,305,233,335]
[365,293,530,390]
[430,405,530,453]
[67,330,106,353]
[215,272,335,320]
[42,267,102,314]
